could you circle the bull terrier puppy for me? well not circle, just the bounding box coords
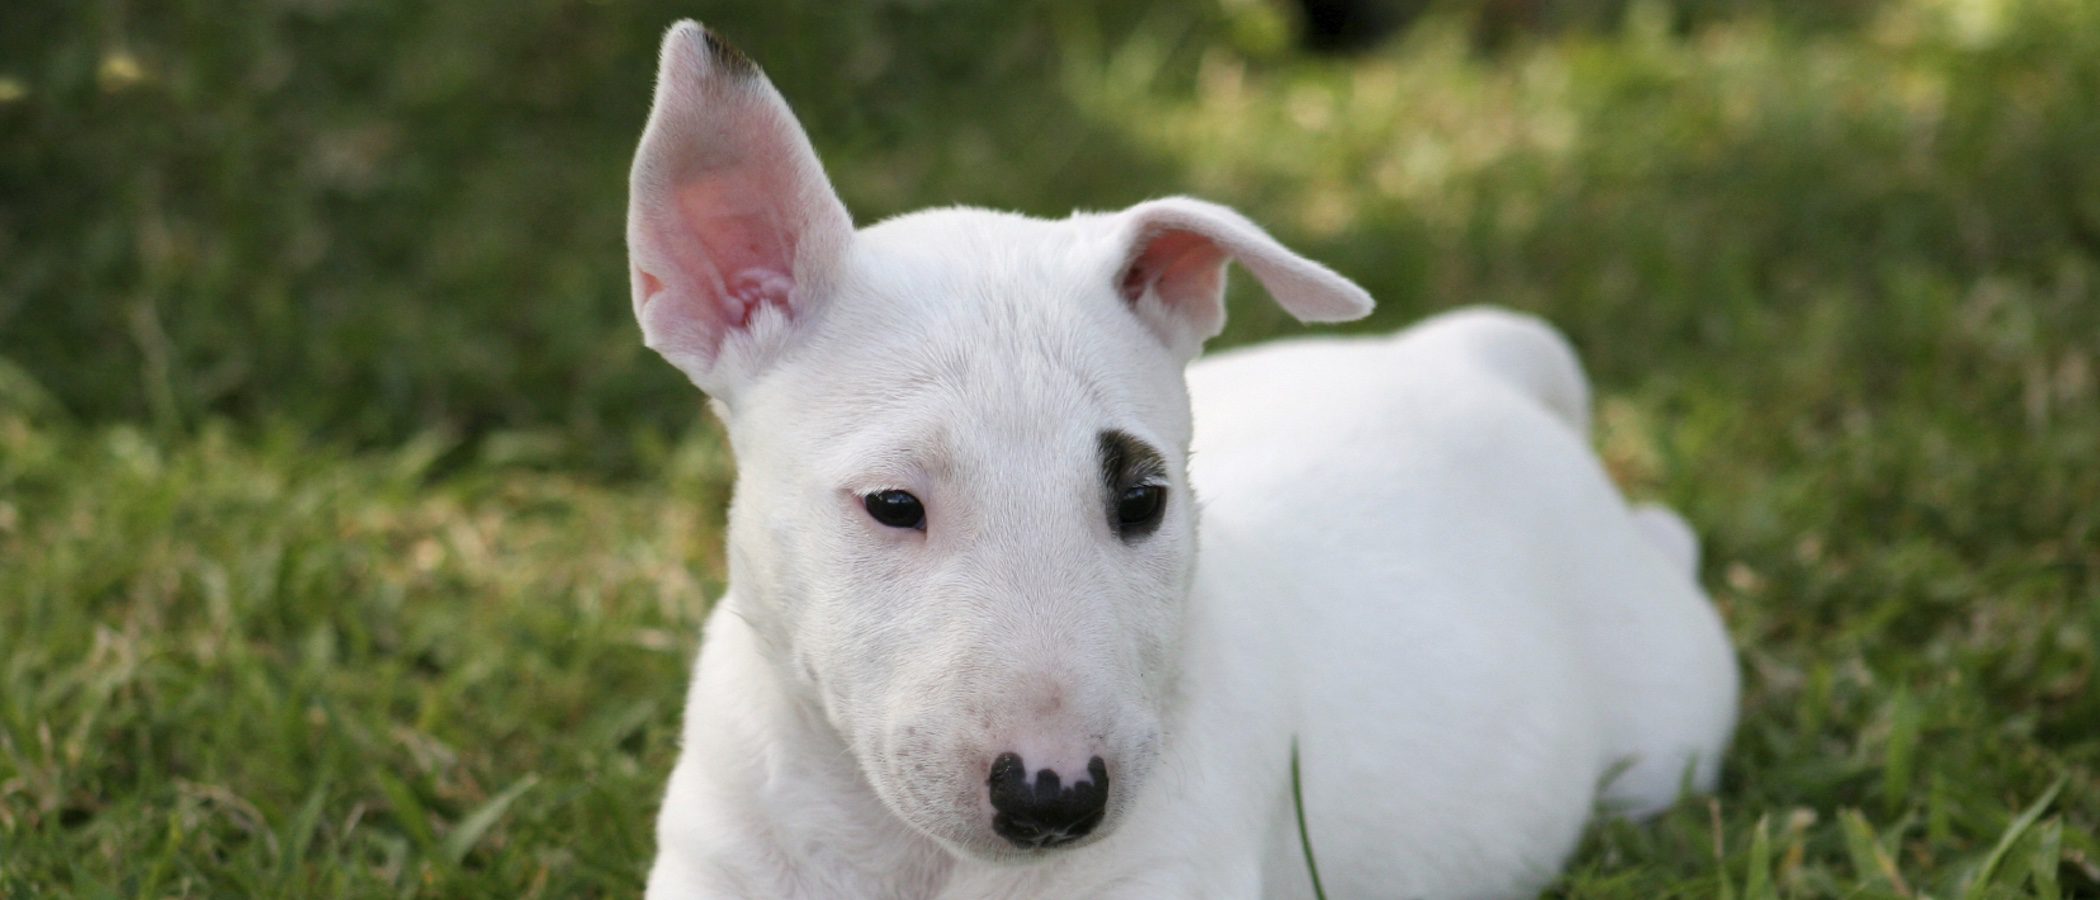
[628,21,1738,899]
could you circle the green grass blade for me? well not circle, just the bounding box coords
[1840,808,1911,897]
[1292,738,1327,900]
[442,775,538,866]
[1881,689,1923,813]
[372,772,441,861]
[2028,817,2063,900]
[1712,798,1737,900]
[1964,776,2067,900]
[1744,814,1776,900]
[274,781,330,894]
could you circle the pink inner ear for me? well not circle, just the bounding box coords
[1121,228,1228,306]
[638,174,801,363]
[680,176,798,324]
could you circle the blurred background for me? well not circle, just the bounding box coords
[2,0,2095,895]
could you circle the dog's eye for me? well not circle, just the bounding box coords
[864,490,926,530]
[1116,484,1166,533]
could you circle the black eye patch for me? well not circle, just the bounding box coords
[1098,430,1168,540]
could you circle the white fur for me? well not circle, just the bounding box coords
[631,21,1739,899]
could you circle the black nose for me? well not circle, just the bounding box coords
[987,753,1109,849]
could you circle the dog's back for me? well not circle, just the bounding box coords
[1184,309,1738,898]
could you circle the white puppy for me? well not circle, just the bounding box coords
[630,21,1738,900]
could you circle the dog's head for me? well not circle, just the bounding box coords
[627,22,1371,861]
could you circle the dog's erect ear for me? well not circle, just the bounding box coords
[627,21,853,401]
[1112,197,1373,359]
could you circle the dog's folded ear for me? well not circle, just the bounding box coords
[627,21,854,402]
[1112,197,1374,359]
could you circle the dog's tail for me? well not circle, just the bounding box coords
[1412,306,1592,438]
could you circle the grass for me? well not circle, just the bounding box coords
[1293,738,1331,899]
[3,0,2097,895]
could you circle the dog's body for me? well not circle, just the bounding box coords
[630,22,1738,899]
